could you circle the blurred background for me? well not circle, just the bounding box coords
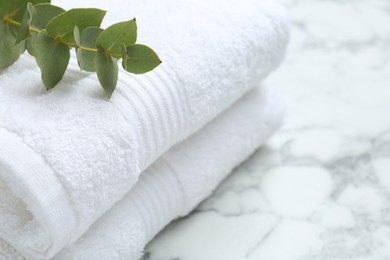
[144,0,390,259]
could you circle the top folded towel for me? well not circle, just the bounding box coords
[0,0,289,258]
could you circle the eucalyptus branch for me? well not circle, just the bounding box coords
[0,0,161,98]
[6,17,94,52]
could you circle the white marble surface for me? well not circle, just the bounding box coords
[143,0,390,259]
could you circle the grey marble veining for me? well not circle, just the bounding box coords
[143,0,390,259]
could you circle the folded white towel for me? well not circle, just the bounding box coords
[57,84,284,260]
[0,84,284,260]
[0,0,289,258]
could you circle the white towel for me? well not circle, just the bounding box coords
[0,0,289,258]
[0,84,284,260]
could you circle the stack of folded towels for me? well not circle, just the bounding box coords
[0,0,289,259]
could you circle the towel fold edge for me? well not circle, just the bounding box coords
[0,128,76,258]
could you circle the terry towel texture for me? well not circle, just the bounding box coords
[1,84,285,260]
[0,0,289,259]
[56,84,285,260]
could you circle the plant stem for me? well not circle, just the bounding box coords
[81,47,98,53]
[6,17,40,33]
[4,17,22,27]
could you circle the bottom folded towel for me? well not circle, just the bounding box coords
[0,84,284,260]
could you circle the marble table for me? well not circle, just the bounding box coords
[143,0,390,259]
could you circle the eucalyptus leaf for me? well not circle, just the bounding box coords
[96,19,137,57]
[14,39,26,54]
[96,48,118,97]
[14,0,50,21]
[0,0,17,18]
[73,26,81,46]
[26,32,37,55]
[2,0,27,19]
[34,29,70,89]
[4,0,50,38]
[28,3,65,31]
[0,23,21,68]
[122,44,161,74]
[75,27,103,72]
[46,8,106,44]
[0,0,49,19]
[14,8,30,44]
[26,3,64,55]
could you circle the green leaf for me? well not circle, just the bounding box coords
[29,3,65,31]
[73,26,81,46]
[16,0,51,20]
[0,1,27,21]
[26,32,37,55]
[14,39,26,54]
[46,8,106,44]
[2,0,50,38]
[96,19,136,57]
[122,44,161,74]
[26,3,64,55]
[14,7,30,44]
[75,26,103,72]
[96,48,118,97]
[1,0,50,22]
[34,29,70,89]
[0,23,21,68]
[0,0,17,19]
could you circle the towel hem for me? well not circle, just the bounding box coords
[0,127,76,259]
